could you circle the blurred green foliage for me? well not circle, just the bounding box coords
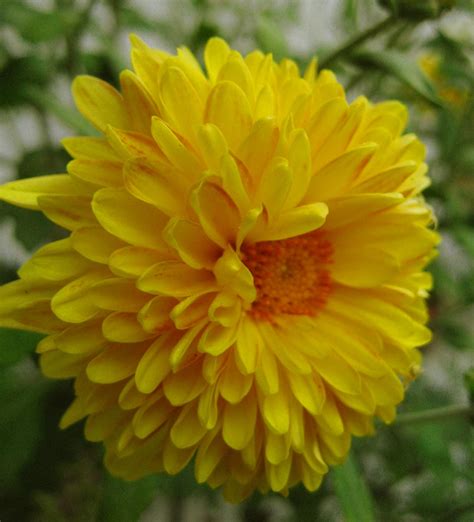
[0,0,473,521]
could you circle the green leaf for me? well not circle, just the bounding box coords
[0,56,51,108]
[0,328,43,368]
[2,3,76,43]
[98,473,161,522]
[352,49,444,107]
[256,16,288,61]
[332,453,376,522]
[464,368,474,407]
[0,364,48,490]
[23,86,98,136]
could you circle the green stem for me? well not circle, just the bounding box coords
[395,404,473,426]
[319,14,397,69]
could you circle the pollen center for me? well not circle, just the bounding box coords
[242,232,333,320]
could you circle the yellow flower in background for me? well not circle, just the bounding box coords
[419,53,468,108]
[0,36,439,502]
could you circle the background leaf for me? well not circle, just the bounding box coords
[352,49,444,106]
[332,453,376,522]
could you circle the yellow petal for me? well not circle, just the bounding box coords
[332,246,399,288]
[222,390,256,450]
[263,388,290,434]
[328,287,432,347]
[255,347,279,395]
[353,161,420,194]
[267,455,292,492]
[54,320,106,354]
[169,320,207,369]
[219,154,251,213]
[196,123,228,171]
[316,392,344,435]
[285,128,312,208]
[195,429,226,482]
[218,358,253,404]
[316,314,387,377]
[51,270,108,323]
[137,296,176,334]
[197,384,219,430]
[40,349,90,379]
[307,97,348,160]
[151,117,203,177]
[19,239,90,281]
[251,202,328,242]
[123,157,188,216]
[163,439,195,475]
[305,144,377,202]
[163,361,206,406]
[159,66,203,144]
[87,342,148,383]
[257,158,292,222]
[71,226,125,264]
[217,51,255,104]
[323,193,403,230]
[259,322,312,374]
[68,158,123,188]
[133,395,174,439]
[102,312,151,342]
[366,370,404,406]
[237,118,279,183]
[287,372,326,414]
[62,136,117,161]
[170,403,207,448]
[208,291,241,328]
[59,398,87,429]
[91,278,150,313]
[105,126,165,163]
[38,195,96,231]
[109,246,165,278]
[235,316,262,374]
[138,261,215,297]
[170,292,215,330]
[163,217,221,270]
[204,37,231,83]
[205,81,253,151]
[313,97,368,171]
[130,34,168,100]
[0,174,90,210]
[316,352,361,395]
[213,247,256,303]
[120,70,158,134]
[190,179,241,249]
[92,188,169,250]
[198,321,238,356]
[134,334,173,393]
[72,75,129,131]
[265,430,290,465]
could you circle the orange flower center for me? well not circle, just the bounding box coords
[242,232,333,321]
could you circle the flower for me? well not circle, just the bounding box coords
[0,36,439,502]
[419,53,468,108]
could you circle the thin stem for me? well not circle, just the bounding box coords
[319,14,397,70]
[395,404,473,426]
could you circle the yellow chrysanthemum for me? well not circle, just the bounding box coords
[419,53,468,108]
[0,36,439,502]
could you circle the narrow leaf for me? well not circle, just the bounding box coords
[332,452,376,522]
[352,49,444,107]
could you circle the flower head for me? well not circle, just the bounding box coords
[0,36,439,502]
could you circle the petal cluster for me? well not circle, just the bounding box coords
[0,37,438,501]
